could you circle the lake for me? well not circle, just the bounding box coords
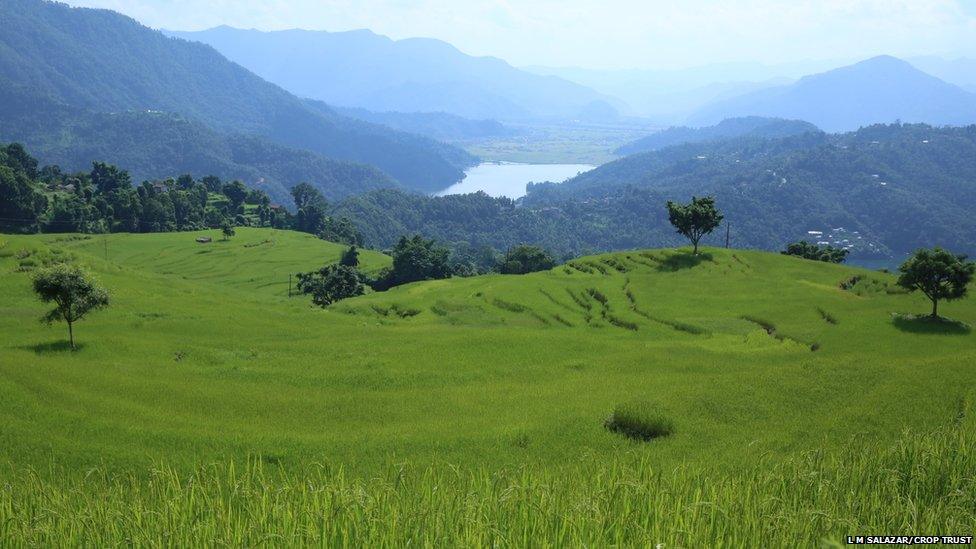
[436,162,595,199]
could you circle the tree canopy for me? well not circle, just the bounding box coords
[782,241,849,263]
[498,245,556,275]
[296,264,365,307]
[32,263,110,349]
[897,248,975,318]
[666,196,723,254]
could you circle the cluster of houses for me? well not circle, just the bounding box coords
[804,227,885,256]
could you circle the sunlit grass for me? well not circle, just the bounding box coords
[1,228,974,543]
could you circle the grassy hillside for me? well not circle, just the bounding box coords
[1,229,974,543]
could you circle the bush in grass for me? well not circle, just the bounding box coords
[604,401,675,441]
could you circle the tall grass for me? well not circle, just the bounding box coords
[2,419,974,546]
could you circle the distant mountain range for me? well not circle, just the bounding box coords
[615,117,819,156]
[689,56,976,132]
[165,26,622,121]
[0,0,473,200]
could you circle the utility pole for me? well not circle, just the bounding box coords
[725,222,731,249]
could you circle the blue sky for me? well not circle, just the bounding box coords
[65,0,976,69]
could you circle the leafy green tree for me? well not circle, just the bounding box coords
[291,182,326,211]
[221,222,236,240]
[666,196,723,255]
[897,248,975,318]
[319,216,361,246]
[221,181,248,208]
[296,264,365,307]
[32,264,110,350]
[291,183,329,235]
[0,165,47,231]
[340,245,360,267]
[175,174,195,190]
[389,235,451,286]
[1,143,38,178]
[89,162,131,194]
[201,175,222,193]
[498,245,556,274]
[782,241,849,263]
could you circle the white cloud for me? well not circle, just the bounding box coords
[64,0,976,68]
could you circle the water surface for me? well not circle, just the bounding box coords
[437,162,594,199]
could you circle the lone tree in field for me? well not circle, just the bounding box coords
[32,264,110,350]
[221,222,235,240]
[666,196,723,255]
[897,248,975,319]
[296,264,365,307]
[340,245,360,267]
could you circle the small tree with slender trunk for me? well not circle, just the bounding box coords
[221,222,235,241]
[32,264,110,350]
[897,248,975,319]
[666,196,723,255]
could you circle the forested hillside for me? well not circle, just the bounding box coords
[335,124,976,259]
[0,0,471,193]
[616,117,819,155]
[0,87,395,205]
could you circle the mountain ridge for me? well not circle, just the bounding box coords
[690,56,976,131]
[0,0,472,193]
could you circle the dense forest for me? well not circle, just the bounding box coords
[0,0,475,194]
[335,124,976,259]
[0,143,365,244]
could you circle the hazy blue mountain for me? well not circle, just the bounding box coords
[335,107,514,143]
[615,117,819,155]
[165,26,621,121]
[690,56,976,131]
[523,61,851,121]
[0,0,472,193]
[910,56,976,93]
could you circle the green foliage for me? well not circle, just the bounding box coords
[296,264,365,307]
[604,401,675,441]
[221,223,236,240]
[380,235,452,288]
[897,248,975,318]
[31,263,109,349]
[666,196,723,254]
[339,245,360,267]
[498,245,556,275]
[782,241,849,263]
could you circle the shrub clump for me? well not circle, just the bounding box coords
[604,402,675,441]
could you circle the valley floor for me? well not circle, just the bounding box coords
[1,228,974,544]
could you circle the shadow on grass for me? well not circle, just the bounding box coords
[18,341,85,353]
[892,314,971,335]
[656,252,713,272]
